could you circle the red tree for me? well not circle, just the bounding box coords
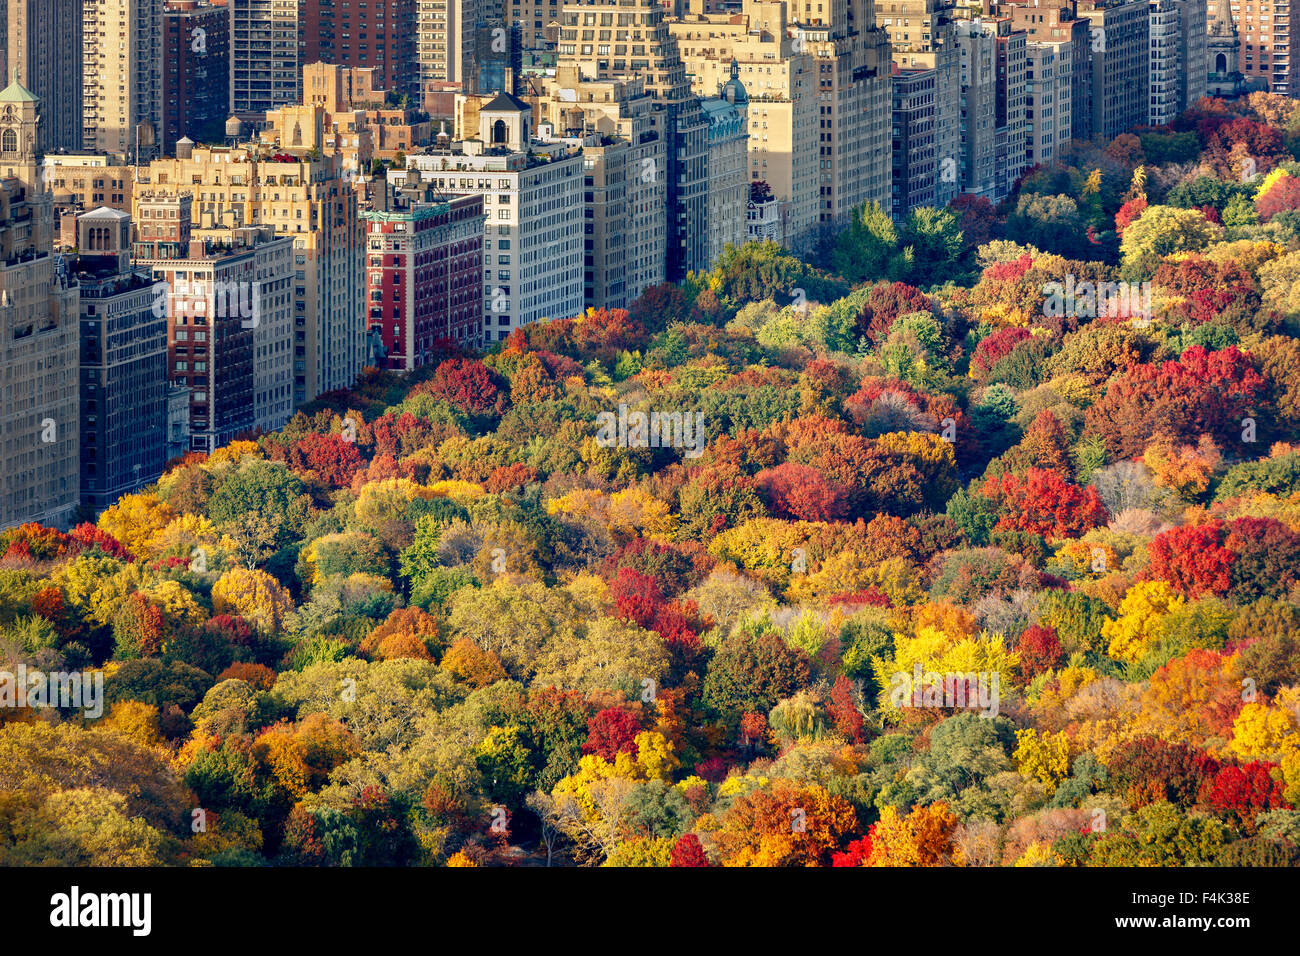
[582,708,643,760]
[1146,523,1235,598]
[981,468,1109,538]
[1018,624,1063,676]
[669,833,710,867]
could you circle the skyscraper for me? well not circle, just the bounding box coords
[558,0,709,279]
[4,0,84,152]
[69,208,167,512]
[230,0,304,117]
[162,0,232,151]
[882,0,962,209]
[1078,0,1149,142]
[83,0,164,160]
[0,77,80,529]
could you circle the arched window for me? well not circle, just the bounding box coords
[1,129,16,152]
[492,120,507,145]
[1215,53,1228,73]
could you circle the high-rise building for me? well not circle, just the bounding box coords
[300,63,433,164]
[993,0,1092,142]
[670,1,821,250]
[161,0,232,152]
[83,0,165,159]
[303,0,420,98]
[133,193,296,453]
[701,68,750,268]
[68,208,167,512]
[559,0,708,279]
[405,93,584,342]
[0,77,80,530]
[1228,0,1297,95]
[891,65,938,217]
[230,0,304,118]
[786,0,894,228]
[135,130,366,405]
[4,0,84,152]
[994,19,1029,198]
[363,176,484,366]
[1078,0,1149,141]
[956,18,999,198]
[1025,36,1074,167]
[1148,0,1206,126]
[536,69,668,307]
[882,0,962,209]
[419,0,480,106]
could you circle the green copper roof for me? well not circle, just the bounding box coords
[0,69,38,103]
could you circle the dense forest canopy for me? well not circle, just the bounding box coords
[6,93,1300,867]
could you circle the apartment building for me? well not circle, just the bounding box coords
[303,0,420,98]
[133,193,295,452]
[559,0,708,279]
[701,77,749,268]
[162,0,232,152]
[363,176,484,366]
[891,65,937,217]
[0,77,80,529]
[301,63,433,164]
[135,126,366,405]
[882,0,962,209]
[4,0,83,152]
[1078,0,1149,141]
[994,0,1093,142]
[419,0,480,104]
[230,0,304,117]
[786,0,894,228]
[43,154,134,214]
[1025,37,1074,167]
[83,0,164,159]
[670,0,821,249]
[956,18,999,197]
[68,207,167,512]
[536,69,667,307]
[405,93,584,342]
[1232,0,1299,95]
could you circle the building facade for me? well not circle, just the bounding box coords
[134,193,295,453]
[162,0,232,152]
[83,0,164,159]
[363,177,484,366]
[4,0,84,152]
[70,207,167,512]
[230,0,304,118]
[536,70,667,307]
[407,94,584,342]
[1078,0,1149,142]
[0,78,80,529]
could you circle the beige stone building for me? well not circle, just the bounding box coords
[0,78,80,529]
[882,0,962,210]
[82,0,164,160]
[536,68,667,307]
[669,1,821,249]
[43,154,134,215]
[134,128,366,405]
